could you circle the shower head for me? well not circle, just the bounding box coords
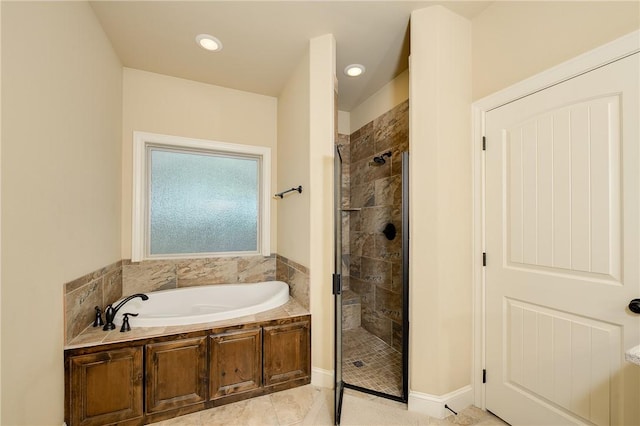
[371,151,392,165]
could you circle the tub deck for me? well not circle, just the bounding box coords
[65,296,309,350]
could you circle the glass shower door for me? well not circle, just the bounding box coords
[336,149,409,409]
[333,144,344,425]
[334,146,410,425]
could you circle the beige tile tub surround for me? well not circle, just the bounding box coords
[64,260,123,343]
[64,254,307,344]
[122,254,277,295]
[276,254,310,310]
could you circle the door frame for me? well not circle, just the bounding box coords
[471,30,640,410]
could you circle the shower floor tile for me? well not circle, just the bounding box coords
[342,326,403,397]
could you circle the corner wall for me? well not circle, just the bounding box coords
[472,1,640,100]
[408,5,472,415]
[276,34,335,385]
[0,1,4,419]
[277,52,311,269]
[308,34,336,386]
[1,2,123,423]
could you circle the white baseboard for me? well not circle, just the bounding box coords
[311,367,334,389]
[408,385,473,419]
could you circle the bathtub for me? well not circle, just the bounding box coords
[113,281,290,327]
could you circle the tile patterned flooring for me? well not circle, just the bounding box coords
[150,327,509,425]
[150,385,509,425]
[342,327,402,397]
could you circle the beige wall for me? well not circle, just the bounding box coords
[1,2,123,424]
[0,0,4,419]
[337,110,350,136]
[338,68,408,141]
[277,34,336,382]
[277,52,311,267]
[349,69,409,133]
[409,5,472,398]
[404,1,639,403]
[473,1,640,100]
[121,69,278,259]
[4,3,631,424]
[308,34,336,380]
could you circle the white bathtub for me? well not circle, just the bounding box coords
[113,281,290,327]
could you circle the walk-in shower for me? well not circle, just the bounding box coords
[334,100,409,424]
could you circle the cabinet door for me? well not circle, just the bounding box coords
[210,328,262,399]
[263,320,310,386]
[146,336,207,413]
[67,347,143,426]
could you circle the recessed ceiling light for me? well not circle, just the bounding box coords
[196,34,223,52]
[344,64,365,77]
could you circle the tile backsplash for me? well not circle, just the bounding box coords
[122,255,276,295]
[64,260,123,344]
[276,254,310,310]
[64,254,308,344]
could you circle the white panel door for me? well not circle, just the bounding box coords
[485,53,640,425]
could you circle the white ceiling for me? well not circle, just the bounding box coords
[90,1,491,111]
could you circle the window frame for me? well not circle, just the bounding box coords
[132,131,271,262]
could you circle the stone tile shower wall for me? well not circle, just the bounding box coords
[337,132,351,289]
[348,100,408,352]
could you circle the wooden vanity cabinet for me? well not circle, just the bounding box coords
[263,320,310,386]
[65,314,311,425]
[66,347,143,426]
[210,328,262,399]
[145,336,207,413]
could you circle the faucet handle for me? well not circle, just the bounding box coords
[102,304,116,331]
[92,306,104,327]
[120,313,139,333]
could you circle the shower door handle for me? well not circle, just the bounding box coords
[629,299,640,314]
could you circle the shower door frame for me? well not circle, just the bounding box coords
[334,145,345,425]
[334,150,410,422]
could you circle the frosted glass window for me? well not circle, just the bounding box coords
[148,148,260,255]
